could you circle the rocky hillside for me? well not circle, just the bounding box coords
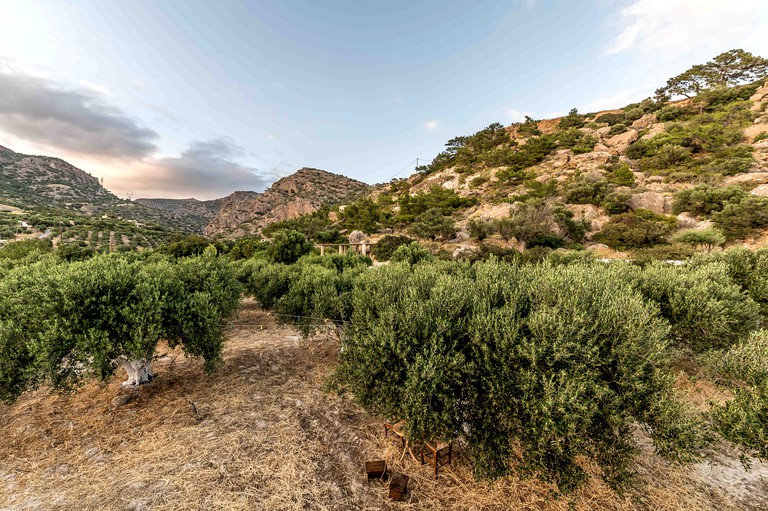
[267,74,768,261]
[205,168,370,236]
[135,197,223,233]
[0,145,214,233]
[0,145,114,207]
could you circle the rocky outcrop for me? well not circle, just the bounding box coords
[629,191,672,215]
[0,145,112,206]
[204,168,370,236]
[749,81,768,112]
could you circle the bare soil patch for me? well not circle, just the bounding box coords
[1,300,765,510]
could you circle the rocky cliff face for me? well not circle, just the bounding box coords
[204,168,370,236]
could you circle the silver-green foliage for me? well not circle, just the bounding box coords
[333,260,706,490]
[705,330,768,459]
[0,253,242,402]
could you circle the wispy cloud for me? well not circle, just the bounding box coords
[423,119,438,130]
[0,70,158,159]
[80,80,113,97]
[578,88,645,113]
[605,0,768,57]
[504,108,533,122]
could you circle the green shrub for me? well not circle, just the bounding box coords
[713,196,768,240]
[595,112,627,126]
[268,230,314,264]
[467,217,496,241]
[672,184,747,216]
[672,227,726,251]
[618,261,760,352]
[374,234,414,261]
[409,208,457,241]
[390,242,434,265]
[710,380,768,460]
[592,210,678,250]
[607,124,628,137]
[601,191,632,214]
[755,131,768,143]
[558,108,585,129]
[469,175,489,188]
[562,172,608,205]
[607,163,636,186]
[703,330,768,387]
[554,128,597,154]
[333,261,706,490]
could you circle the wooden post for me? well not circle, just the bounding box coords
[338,244,344,255]
[361,243,367,256]
[320,244,325,256]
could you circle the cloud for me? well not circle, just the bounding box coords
[119,139,287,199]
[578,88,645,113]
[605,0,768,57]
[0,70,158,159]
[80,80,113,97]
[423,119,438,130]
[504,108,533,122]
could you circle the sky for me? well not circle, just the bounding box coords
[0,0,767,200]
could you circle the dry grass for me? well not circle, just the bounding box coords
[1,300,766,510]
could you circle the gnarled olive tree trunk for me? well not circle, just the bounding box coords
[119,356,153,386]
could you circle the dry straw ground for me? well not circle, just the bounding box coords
[1,299,766,510]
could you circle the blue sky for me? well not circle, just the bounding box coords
[1,0,767,199]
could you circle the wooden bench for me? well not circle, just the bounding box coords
[420,440,452,477]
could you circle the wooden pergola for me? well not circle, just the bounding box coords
[316,242,376,257]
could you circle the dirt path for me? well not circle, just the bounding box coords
[0,300,765,510]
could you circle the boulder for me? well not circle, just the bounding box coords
[744,124,768,143]
[676,212,698,228]
[724,172,768,186]
[750,184,768,197]
[604,130,639,154]
[629,191,672,214]
[596,126,612,137]
[631,114,656,130]
[348,230,368,244]
[452,244,479,260]
[749,81,768,112]
[640,123,666,140]
[551,149,572,168]
[571,151,612,172]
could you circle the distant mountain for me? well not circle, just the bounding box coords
[0,145,213,233]
[205,168,370,236]
[135,197,223,233]
[0,145,115,207]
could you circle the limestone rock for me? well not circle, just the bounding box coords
[640,123,666,141]
[586,243,611,252]
[604,130,639,154]
[571,151,612,172]
[348,230,368,244]
[749,81,768,112]
[631,114,656,130]
[750,184,768,197]
[204,168,370,236]
[551,149,572,168]
[724,172,768,186]
[596,126,612,137]
[629,191,672,214]
[744,124,768,143]
[452,244,479,260]
[676,212,698,228]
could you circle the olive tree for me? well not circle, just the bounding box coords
[0,254,241,402]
